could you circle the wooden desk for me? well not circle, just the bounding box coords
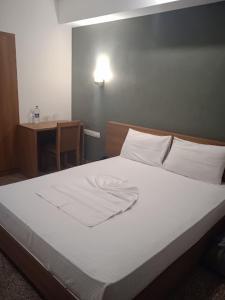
[18,121,83,178]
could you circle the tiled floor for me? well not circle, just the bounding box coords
[170,266,225,300]
[0,251,42,300]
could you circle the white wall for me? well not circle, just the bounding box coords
[0,0,71,123]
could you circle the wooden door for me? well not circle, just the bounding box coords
[0,32,19,174]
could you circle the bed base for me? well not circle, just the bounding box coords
[1,216,225,300]
[136,216,225,299]
[1,121,225,299]
[0,224,77,300]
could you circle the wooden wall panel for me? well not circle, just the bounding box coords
[0,32,19,174]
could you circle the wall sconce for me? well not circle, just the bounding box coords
[93,54,113,86]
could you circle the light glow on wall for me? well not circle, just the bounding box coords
[71,14,122,27]
[93,54,113,85]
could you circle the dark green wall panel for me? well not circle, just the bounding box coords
[72,2,225,161]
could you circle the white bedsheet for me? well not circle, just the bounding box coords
[0,157,225,300]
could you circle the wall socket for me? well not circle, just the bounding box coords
[84,129,101,138]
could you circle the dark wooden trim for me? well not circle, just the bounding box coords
[0,168,20,177]
[17,125,38,178]
[0,31,20,173]
[0,31,15,37]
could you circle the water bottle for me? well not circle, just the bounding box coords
[34,106,40,123]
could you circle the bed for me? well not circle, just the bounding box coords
[0,121,225,300]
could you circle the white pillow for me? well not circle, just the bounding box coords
[163,137,225,184]
[120,128,172,166]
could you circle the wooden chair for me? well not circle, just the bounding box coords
[46,121,81,171]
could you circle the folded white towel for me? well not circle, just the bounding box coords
[36,175,138,227]
[36,188,73,208]
[87,175,139,205]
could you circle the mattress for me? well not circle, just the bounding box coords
[0,156,225,300]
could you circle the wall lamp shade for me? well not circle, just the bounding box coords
[93,54,113,85]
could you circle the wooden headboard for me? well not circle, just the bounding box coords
[105,121,225,181]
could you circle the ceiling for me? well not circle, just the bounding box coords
[55,0,225,27]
